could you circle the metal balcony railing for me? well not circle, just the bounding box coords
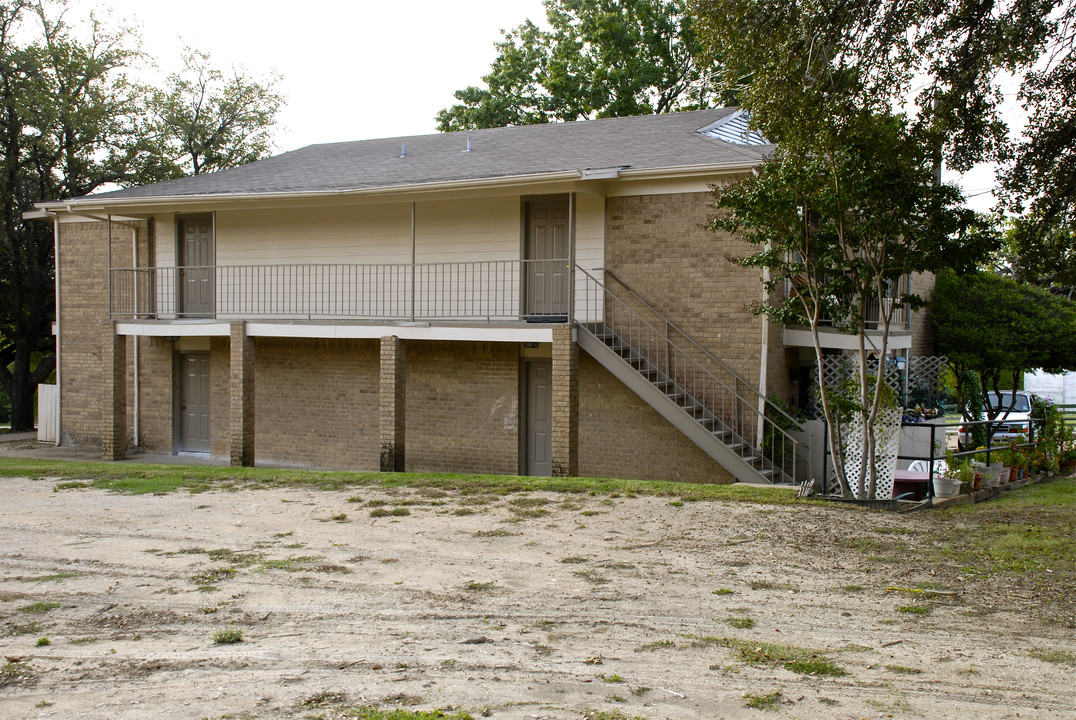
[783,275,910,332]
[110,259,572,322]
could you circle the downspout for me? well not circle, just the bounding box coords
[410,201,416,322]
[757,255,771,443]
[132,226,139,447]
[50,211,61,446]
[568,192,575,326]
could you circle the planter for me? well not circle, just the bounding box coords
[1008,466,1019,482]
[933,476,955,498]
[990,462,1005,485]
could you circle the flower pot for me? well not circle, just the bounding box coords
[933,477,955,498]
[1008,466,1019,482]
[990,462,1005,485]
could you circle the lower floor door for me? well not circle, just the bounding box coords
[524,361,553,476]
[179,353,211,453]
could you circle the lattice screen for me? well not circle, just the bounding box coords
[841,405,902,499]
[810,355,949,416]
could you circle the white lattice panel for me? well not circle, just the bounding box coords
[841,405,902,499]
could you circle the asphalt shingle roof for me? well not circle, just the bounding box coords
[65,108,771,203]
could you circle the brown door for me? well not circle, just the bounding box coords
[179,215,214,316]
[525,199,569,318]
[179,353,211,453]
[525,361,553,476]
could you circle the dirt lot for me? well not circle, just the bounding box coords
[1,474,1073,720]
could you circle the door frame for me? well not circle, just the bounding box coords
[174,350,212,454]
[175,213,215,318]
[520,358,554,476]
[520,194,574,320]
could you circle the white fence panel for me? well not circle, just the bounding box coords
[37,383,58,442]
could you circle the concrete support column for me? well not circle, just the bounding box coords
[380,335,406,472]
[229,322,255,467]
[101,323,127,461]
[552,324,578,476]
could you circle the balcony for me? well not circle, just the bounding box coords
[109,259,573,324]
[781,275,912,351]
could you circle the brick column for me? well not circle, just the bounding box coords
[101,324,126,461]
[552,324,578,476]
[379,336,406,472]
[229,322,255,467]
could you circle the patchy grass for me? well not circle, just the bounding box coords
[212,626,243,644]
[189,567,237,585]
[1028,647,1076,666]
[0,458,799,504]
[725,616,756,629]
[716,637,846,676]
[744,690,782,711]
[885,664,922,674]
[371,507,410,518]
[0,660,32,688]
[258,555,325,572]
[17,601,60,614]
[712,588,735,595]
[341,708,474,720]
[458,581,498,592]
[896,604,932,616]
[474,528,520,538]
[16,572,80,583]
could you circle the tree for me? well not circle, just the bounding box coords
[435,0,724,131]
[933,270,1076,438]
[144,48,284,177]
[690,0,1055,498]
[711,113,991,498]
[998,3,1075,296]
[0,1,283,432]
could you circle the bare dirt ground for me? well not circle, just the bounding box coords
[1,475,1073,720]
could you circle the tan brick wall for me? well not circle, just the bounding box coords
[605,192,770,387]
[909,271,937,357]
[209,338,229,459]
[58,221,148,448]
[253,337,379,470]
[404,341,519,475]
[133,337,174,453]
[551,325,578,476]
[578,354,734,484]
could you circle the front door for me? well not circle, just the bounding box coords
[179,353,211,453]
[525,199,569,318]
[178,215,214,317]
[524,361,553,476]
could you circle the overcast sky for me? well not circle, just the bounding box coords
[71,0,1015,211]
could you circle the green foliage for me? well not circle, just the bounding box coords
[212,626,243,644]
[933,270,1076,429]
[0,3,281,432]
[998,6,1075,294]
[436,0,723,131]
[144,48,284,177]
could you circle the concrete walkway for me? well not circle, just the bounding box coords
[0,431,227,466]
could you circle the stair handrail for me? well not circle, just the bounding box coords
[599,268,803,433]
[574,266,800,484]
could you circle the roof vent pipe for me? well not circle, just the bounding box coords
[400,144,407,158]
[464,137,472,152]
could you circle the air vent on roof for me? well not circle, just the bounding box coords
[696,109,768,145]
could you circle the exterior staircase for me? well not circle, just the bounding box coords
[574,267,801,485]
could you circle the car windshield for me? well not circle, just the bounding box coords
[984,393,1031,413]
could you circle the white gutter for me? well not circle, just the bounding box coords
[49,210,61,446]
[33,170,588,214]
[131,225,139,447]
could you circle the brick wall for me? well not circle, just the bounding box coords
[404,340,519,475]
[605,192,776,392]
[909,271,937,357]
[578,354,734,484]
[129,337,174,453]
[58,221,148,447]
[254,337,379,470]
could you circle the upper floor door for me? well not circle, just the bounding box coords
[178,215,214,317]
[525,198,569,319]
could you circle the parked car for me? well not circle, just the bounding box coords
[960,391,1033,448]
